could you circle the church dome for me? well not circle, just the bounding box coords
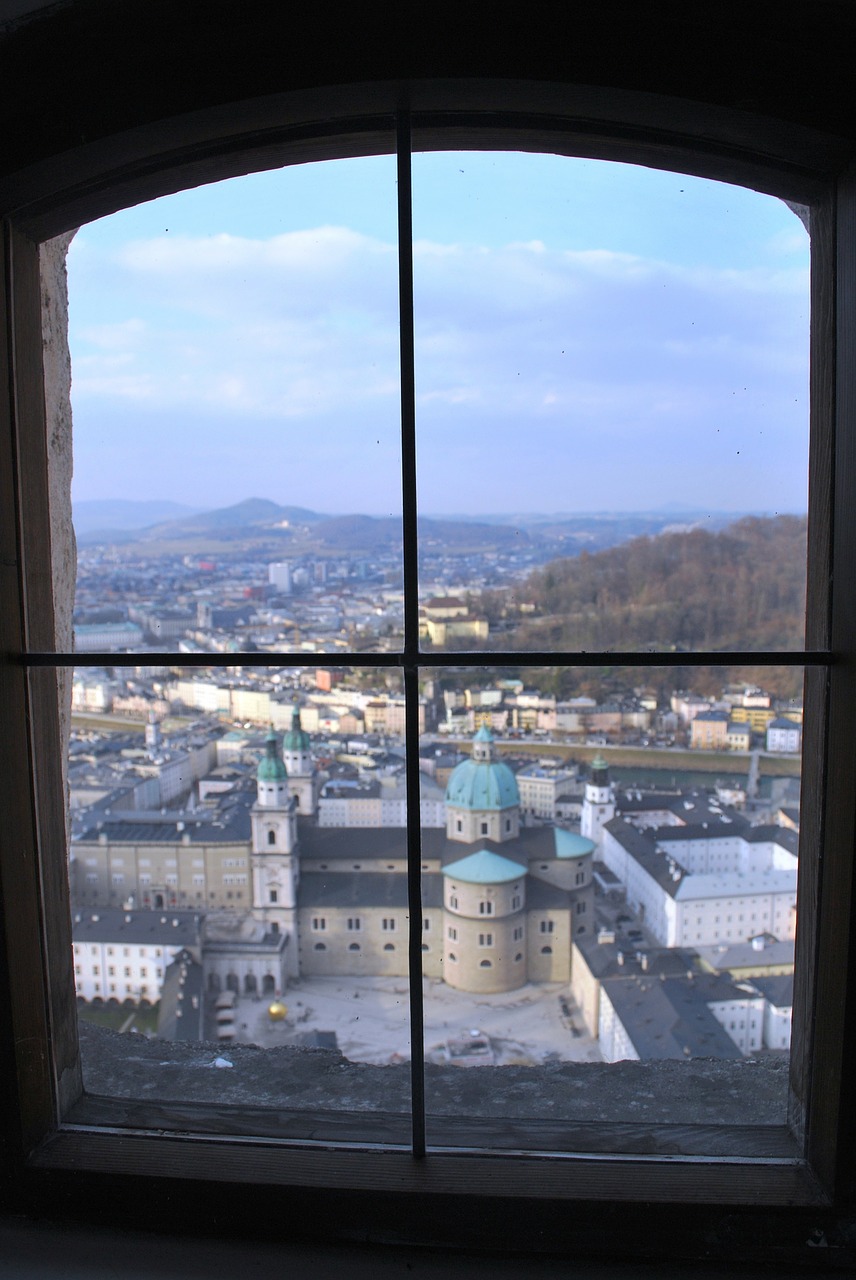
[445,728,520,811]
[283,705,310,752]
[257,728,288,783]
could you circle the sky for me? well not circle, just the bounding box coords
[67,151,810,518]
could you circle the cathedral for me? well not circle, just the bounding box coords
[72,715,596,999]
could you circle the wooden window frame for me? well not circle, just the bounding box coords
[1,78,856,1243]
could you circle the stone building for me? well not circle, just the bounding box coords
[71,723,595,997]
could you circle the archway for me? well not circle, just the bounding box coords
[262,974,276,995]
[225,972,239,993]
[208,972,221,993]
[244,973,258,995]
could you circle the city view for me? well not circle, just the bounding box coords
[66,151,808,1129]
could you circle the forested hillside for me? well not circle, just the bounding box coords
[502,515,807,653]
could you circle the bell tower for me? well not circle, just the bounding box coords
[250,728,299,973]
[580,753,615,848]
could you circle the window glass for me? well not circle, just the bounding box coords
[411,152,809,654]
[422,661,799,1150]
[64,146,806,1157]
[67,155,403,652]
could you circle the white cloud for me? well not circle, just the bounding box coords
[68,223,809,512]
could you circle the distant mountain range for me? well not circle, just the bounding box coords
[72,497,796,558]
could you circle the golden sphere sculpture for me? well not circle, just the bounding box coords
[267,1001,288,1021]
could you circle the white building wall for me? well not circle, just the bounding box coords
[707,996,765,1054]
[73,938,180,1003]
[598,988,640,1063]
[763,1001,792,1051]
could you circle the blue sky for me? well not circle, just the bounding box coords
[67,151,809,517]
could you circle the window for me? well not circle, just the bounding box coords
[478,933,493,947]
[382,918,396,932]
[540,921,555,935]
[311,918,326,932]
[269,889,278,904]
[347,917,361,932]
[1,57,851,1243]
[478,902,494,917]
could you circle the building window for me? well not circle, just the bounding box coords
[513,926,524,941]
[448,926,457,941]
[383,943,395,952]
[269,889,278,904]
[347,917,361,931]
[478,933,493,947]
[311,918,326,932]
[348,943,360,952]
[540,921,555,934]
[2,75,842,1231]
[382,918,396,931]
[267,830,276,846]
[479,960,492,968]
[314,943,326,952]
[479,902,494,916]
[449,895,458,910]
[541,946,553,956]
[480,821,489,835]
[512,895,521,910]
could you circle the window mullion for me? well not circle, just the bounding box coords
[396,101,426,1158]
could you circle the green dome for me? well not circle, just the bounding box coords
[553,829,595,859]
[442,849,526,884]
[283,705,310,752]
[258,729,287,782]
[445,729,520,811]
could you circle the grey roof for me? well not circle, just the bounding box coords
[298,871,444,910]
[71,907,202,947]
[575,934,698,983]
[297,822,562,869]
[750,974,794,1009]
[525,877,571,910]
[76,788,255,845]
[744,825,799,853]
[602,972,745,1060]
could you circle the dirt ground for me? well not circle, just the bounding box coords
[221,975,602,1065]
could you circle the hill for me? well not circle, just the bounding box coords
[502,515,807,653]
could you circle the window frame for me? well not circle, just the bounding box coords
[1,79,854,1222]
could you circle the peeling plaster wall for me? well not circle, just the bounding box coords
[40,230,77,841]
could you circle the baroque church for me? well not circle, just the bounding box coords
[73,713,596,999]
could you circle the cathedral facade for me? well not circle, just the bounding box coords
[72,718,595,998]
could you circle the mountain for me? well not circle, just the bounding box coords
[137,498,326,541]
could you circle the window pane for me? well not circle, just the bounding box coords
[411,153,809,654]
[69,662,412,1133]
[421,663,801,1153]
[68,153,403,655]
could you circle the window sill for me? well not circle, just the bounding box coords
[26,1021,821,1204]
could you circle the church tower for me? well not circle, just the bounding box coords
[282,704,318,815]
[445,725,521,843]
[250,728,300,973]
[580,753,615,848]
